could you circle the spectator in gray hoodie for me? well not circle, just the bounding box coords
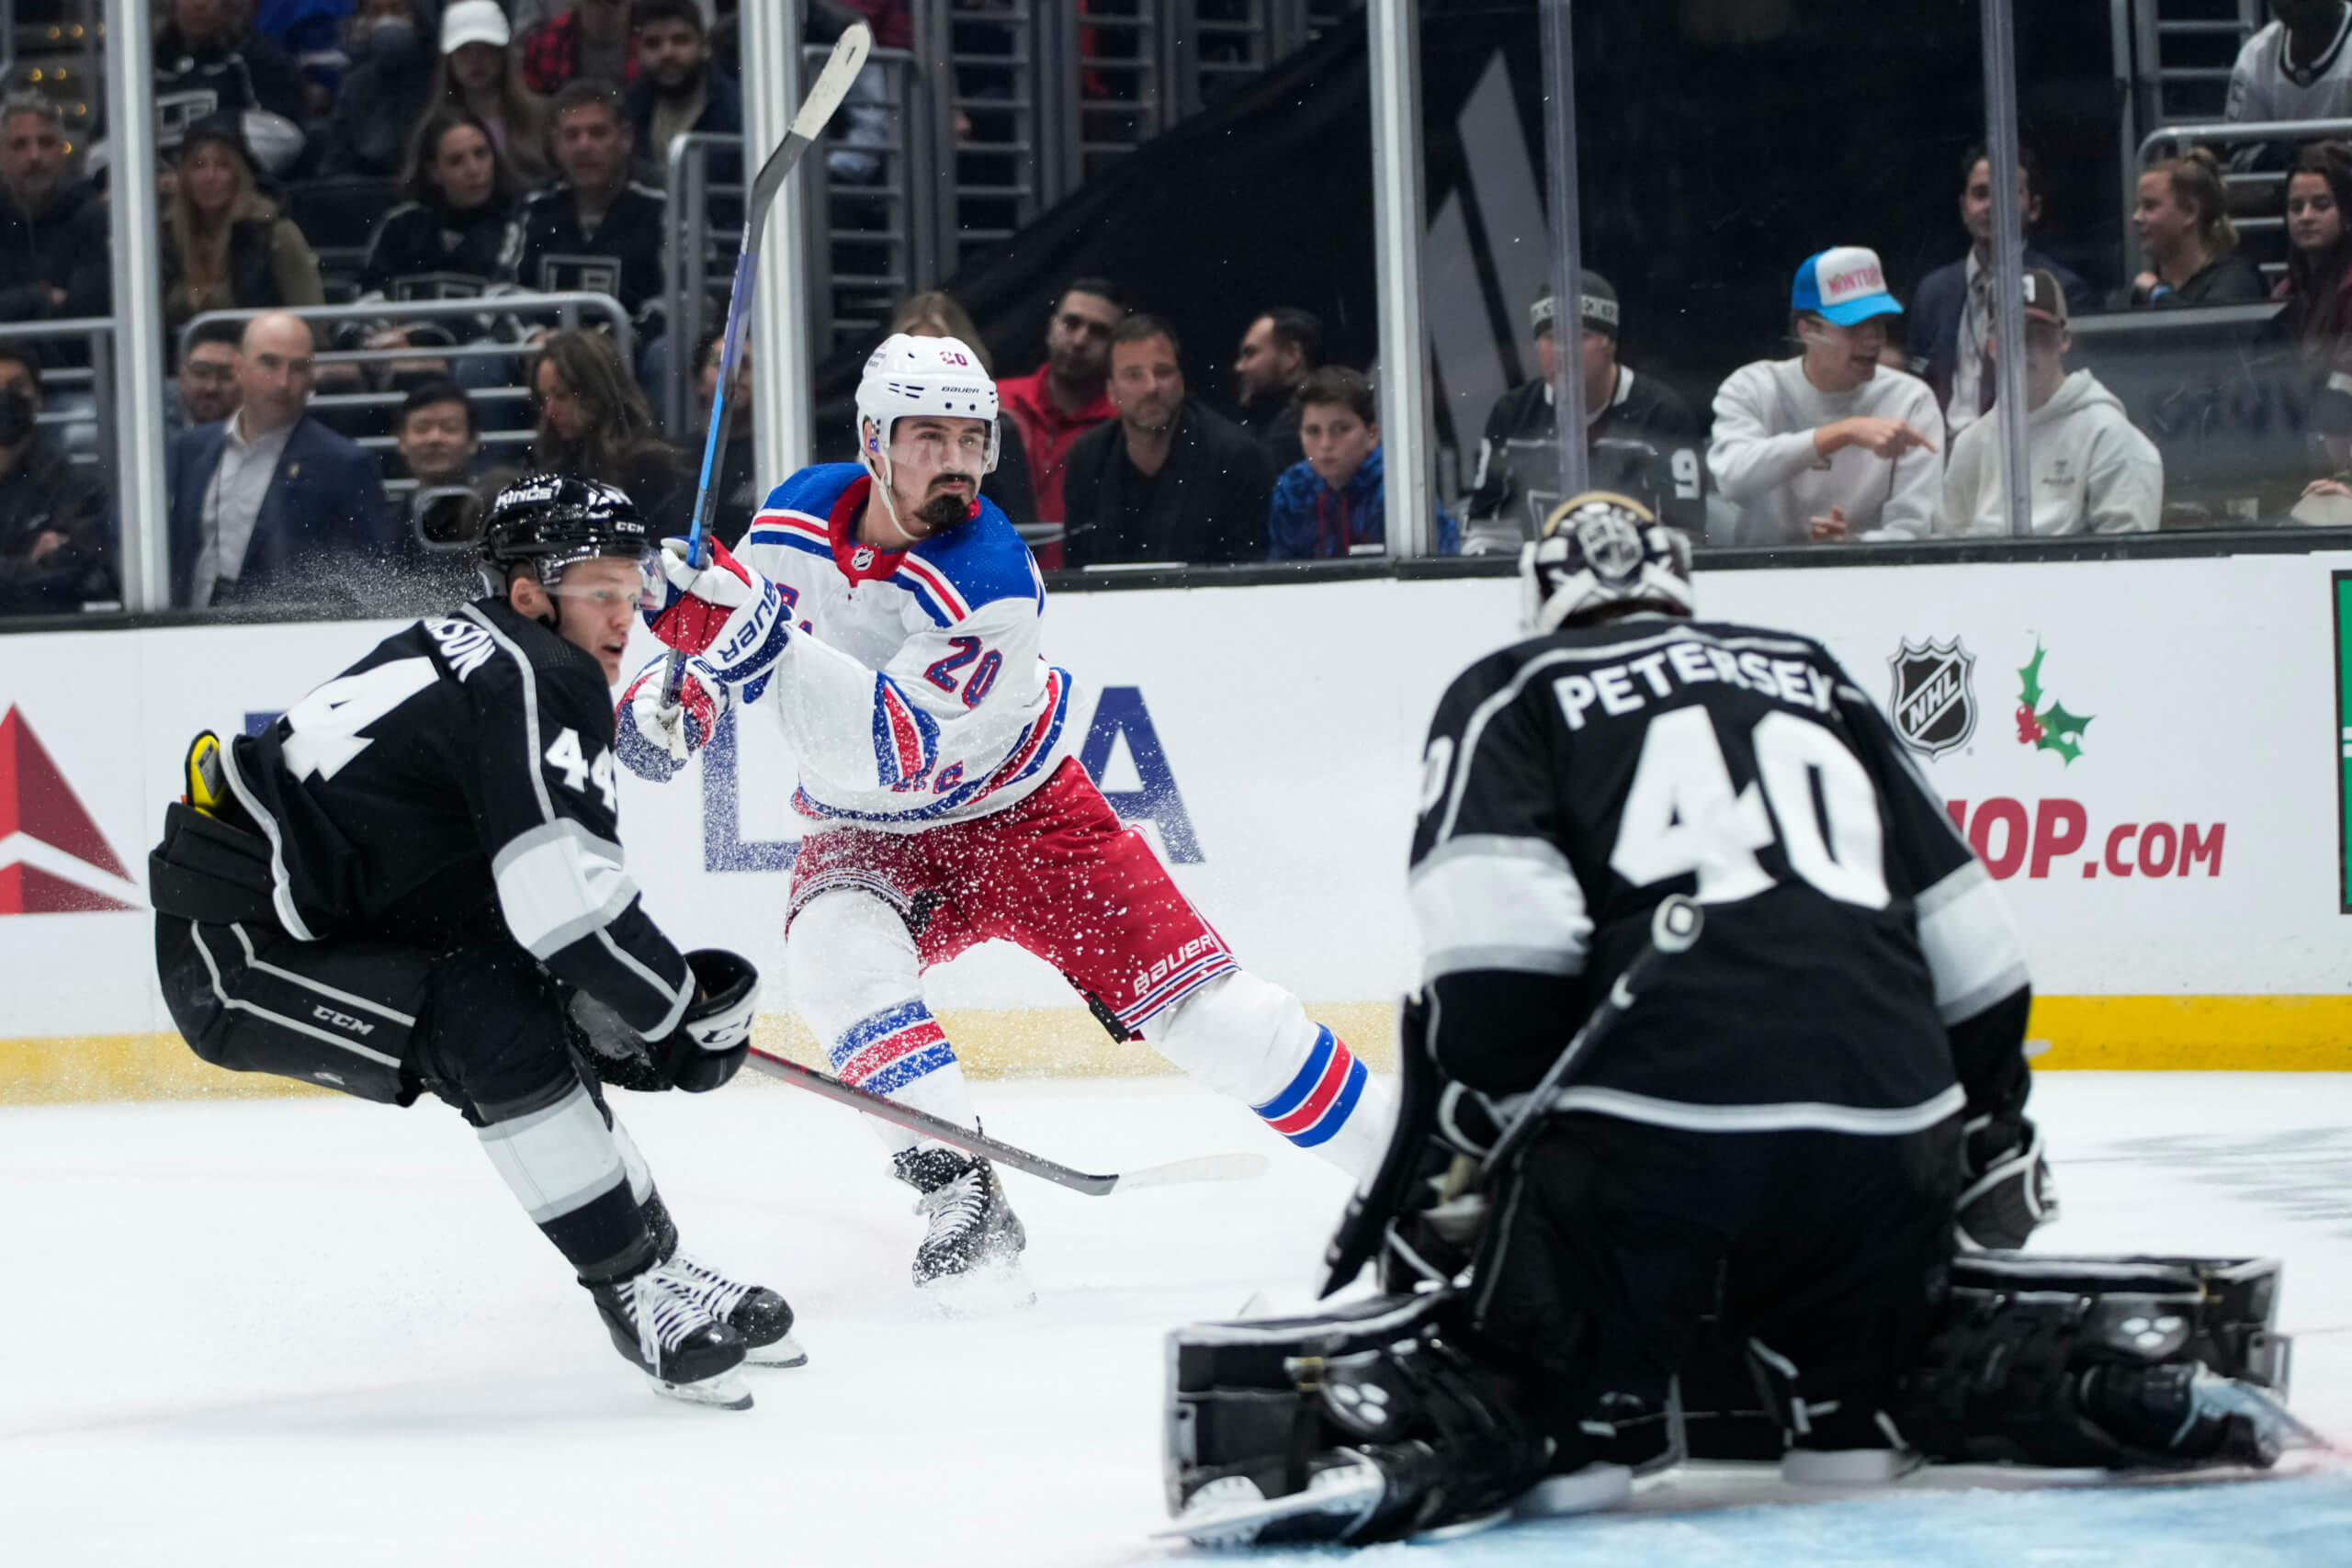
[1934,270,2162,536]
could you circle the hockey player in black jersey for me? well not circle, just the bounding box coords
[1461,276,1706,549]
[148,476,800,1409]
[1160,494,2305,1546]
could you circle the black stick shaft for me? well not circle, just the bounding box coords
[1478,895,1703,1179]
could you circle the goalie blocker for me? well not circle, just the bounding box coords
[1162,1254,2301,1548]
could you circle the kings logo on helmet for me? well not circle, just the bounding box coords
[1887,636,1977,760]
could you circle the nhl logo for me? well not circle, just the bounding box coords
[851,546,876,570]
[1887,636,1977,759]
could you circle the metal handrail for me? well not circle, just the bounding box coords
[2137,117,2352,163]
[179,292,637,364]
[0,314,111,341]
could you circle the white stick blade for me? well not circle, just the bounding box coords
[1111,1153,1270,1193]
[791,22,873,141]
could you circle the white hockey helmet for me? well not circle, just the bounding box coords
[1521,491,1695,634]
[856,332,1001,474]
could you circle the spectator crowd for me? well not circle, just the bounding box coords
[12,0,2352,619]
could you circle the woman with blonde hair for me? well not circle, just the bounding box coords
[886,290,1039,525]
[2116,147,2267,310]
[432,0,555,188]
[531,330,686,525]
[159,118,326,333]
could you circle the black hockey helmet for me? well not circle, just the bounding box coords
[1521,491,1694,634]
[478,474,650,596]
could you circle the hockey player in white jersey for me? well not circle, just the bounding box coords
[616,333,1393,1292]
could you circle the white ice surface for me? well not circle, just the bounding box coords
[1,1072,2346,1567]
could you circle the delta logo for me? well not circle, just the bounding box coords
[0,705,140,914]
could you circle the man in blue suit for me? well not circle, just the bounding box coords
[169,310,391,610]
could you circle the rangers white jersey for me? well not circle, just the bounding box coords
[721,462,1074,831]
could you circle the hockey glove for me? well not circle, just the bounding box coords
[1955,1113,2059,1251]
[615,654,731,781]
[641,537,792,687]
[655,948,760,1093]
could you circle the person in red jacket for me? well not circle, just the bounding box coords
[996,277,1124,536]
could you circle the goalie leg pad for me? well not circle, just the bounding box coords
[1164,1292,1550,1546]
[1897,1252,2296,1469]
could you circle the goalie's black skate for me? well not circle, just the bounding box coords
[589,1258,752,1408]
[892,1145,1028,1292]
[666,1251,808,1368]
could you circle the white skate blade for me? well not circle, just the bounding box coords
[918,1261,1036,1316]
[1781,1448,1925,1485]
[1511,1462,1634,1518]
[1415,1506,1511,1542]
[1154,1460,1385,1548]
[646,1368,752,1410]
[743,1332,808,1369]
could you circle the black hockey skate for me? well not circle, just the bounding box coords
[589,1258,752,1409]
[667,1251,808,1369]
[892,1145,1029,1298]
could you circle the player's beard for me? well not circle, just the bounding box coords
[912,479,973,531]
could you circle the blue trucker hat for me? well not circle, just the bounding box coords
[1791,246,1903,326]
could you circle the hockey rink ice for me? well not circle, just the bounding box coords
[2,1069,2346,1567]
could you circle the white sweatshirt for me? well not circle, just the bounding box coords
[1934,369,2162,537]
[1707,357,1945,544]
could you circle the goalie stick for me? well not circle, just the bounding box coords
[742,1045,1270,1196]
[1317,896,1703,1297]
[1478,893,1702,1179]
[661,20,873,704]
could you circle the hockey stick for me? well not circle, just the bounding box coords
[1476,894,1703,1180]
[741,1045,1271,1197]
[660,20,873,704]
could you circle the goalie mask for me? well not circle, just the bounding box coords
[1520,491,1694,634]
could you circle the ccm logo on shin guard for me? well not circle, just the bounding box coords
[311,1005,377,1037]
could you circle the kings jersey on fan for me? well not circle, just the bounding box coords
[1410,615,2034,1134]
[621,463,1073,828]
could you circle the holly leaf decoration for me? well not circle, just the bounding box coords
[2034,702,2092,765]
[2018,645,2047,713]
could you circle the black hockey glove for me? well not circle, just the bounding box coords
[657,949,760,1093]
[569,950,759,1094]
[1956,1113,2058,1251]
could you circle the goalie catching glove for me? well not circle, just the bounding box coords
[641,536,794,687]
[1955,1112,2057,1250]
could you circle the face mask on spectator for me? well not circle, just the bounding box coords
[0,388,37,445]
[368,16,420,57]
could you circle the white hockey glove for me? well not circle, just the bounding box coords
[641,536,793,687]
[1956,1113,2059,1251]
[618,653,732,770]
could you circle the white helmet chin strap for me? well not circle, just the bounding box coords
[861,415,917,547]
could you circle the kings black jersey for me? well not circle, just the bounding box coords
[1464,369,1706,546]
[1408,615,2030,1134]
[218,598,694,1042]
[498,181,669,330]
